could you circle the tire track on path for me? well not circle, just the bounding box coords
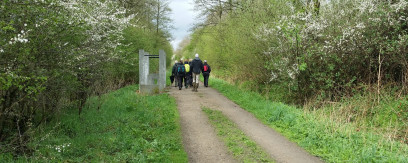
[169,82,323,163]
[169,84,236,163]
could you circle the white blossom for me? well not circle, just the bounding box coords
[50,143,71,153]
[52,0,138,61]
[356,23,365,29]
[391,0,408,12]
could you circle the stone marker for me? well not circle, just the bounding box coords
[139,49,166,94]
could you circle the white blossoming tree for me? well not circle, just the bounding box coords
[0,0,173,155]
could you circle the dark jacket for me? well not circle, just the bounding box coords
[172,63,178,76]
[176,63,186,76]
[203,63,211,74]
[191,57,203,74]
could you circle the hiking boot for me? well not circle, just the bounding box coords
[192,83,196,92]
[194,83,198,92]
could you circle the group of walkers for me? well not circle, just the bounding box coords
[170,54,211,92]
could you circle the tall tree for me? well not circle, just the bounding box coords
[152,0,173,39]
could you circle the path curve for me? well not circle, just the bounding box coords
[169,82,323,163]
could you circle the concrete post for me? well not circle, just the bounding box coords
[139,49,149,85]
[145,52,150,85]
[139,49,144,85]
[139,49,165,94]
[159,50,166,90]
[145,52,152,85]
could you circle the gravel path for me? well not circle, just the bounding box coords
[169,82,323,163]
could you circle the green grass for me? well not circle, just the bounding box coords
[309,91,408,144]
[4,85,187,162]
[207,77,408,162]
[203,108,274,163]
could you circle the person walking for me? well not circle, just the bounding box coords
[202,60,211,87]
[184,60,191,89]
[177,59,186,90]
[191,54,203,92]
[171,60,178,87]
[188,59,193,87]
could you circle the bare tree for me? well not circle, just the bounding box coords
[151,0,173,36]
[194,0,242,26]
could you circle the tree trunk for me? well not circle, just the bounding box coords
[377,53,383,104]
[218,0,223,20]
[156,0,160,34]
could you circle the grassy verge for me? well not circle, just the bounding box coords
[207,77,408,162]
[308,91,408,144]
[3,85,187,162]
[203,108,274,163]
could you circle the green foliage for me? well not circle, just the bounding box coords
[5,85,187,162]
[208,77,408,162]
[0,0,174,155]
[188,1,408,155]
[186,0,408,104]
[203,108,274,163]
[116,26,174,84]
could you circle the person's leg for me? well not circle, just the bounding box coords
[191,73,195,91]
[182,76,185,89]
[190,74,193,86]
[192,73,196,83]
[206,75,209,87]
[184,75,188,88]
[178,76,183,90]
[192,73,198,91]
[204,74,209,87]
[186,75,189,88]
[190,75,192,87]
[203,74,206,87]
[195,73,200,91]
[181,76,184,89]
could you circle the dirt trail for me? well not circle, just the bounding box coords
[169,82,323,163]
[169,83,236,163]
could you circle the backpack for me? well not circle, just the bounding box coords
[177,64,185,75]
[184,64,190,72]
[203,65,209,72]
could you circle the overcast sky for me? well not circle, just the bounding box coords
[169,0,198,50]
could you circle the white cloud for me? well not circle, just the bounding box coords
[169,0,197,50]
